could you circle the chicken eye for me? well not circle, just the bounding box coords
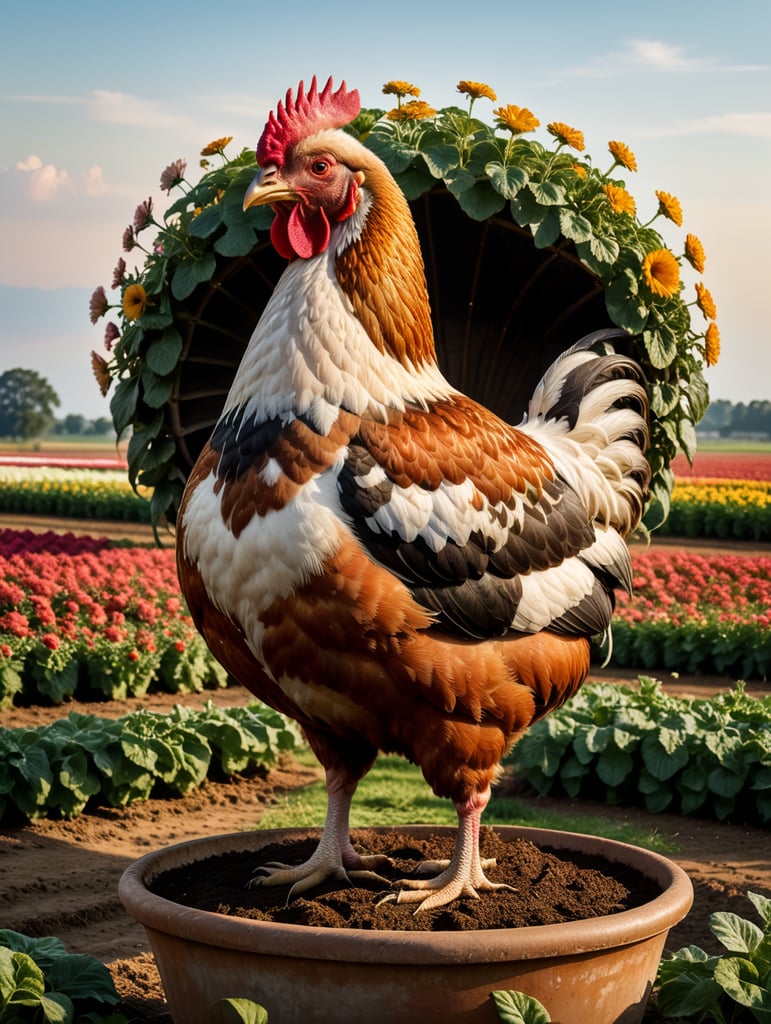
[310,159,331,176]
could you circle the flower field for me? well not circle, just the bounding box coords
[1,525,768,713]
[659,477,770,541]
[0,449,768,701]
[611,549,770,678]
[671,451,771,481]
[0,465,150,522]
[0,529,227,707]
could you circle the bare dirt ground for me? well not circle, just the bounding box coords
[1,513,769,1021]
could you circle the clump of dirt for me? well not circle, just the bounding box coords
[150,827,660,932]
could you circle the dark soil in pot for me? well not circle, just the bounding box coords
[150,827,661,932]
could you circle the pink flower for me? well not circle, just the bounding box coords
[89,286,109,324]
[104,322,120,351]
[160,158,187,193]
[133,197,154,233]
[111,257,127,289]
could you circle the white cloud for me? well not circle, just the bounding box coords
[554,38,769,82]
[624,39,704,71]
[16,155,71,201]
[87,90,192,128]
[678,112,771,138]
[624,38,769,73]
[10,89,194,129]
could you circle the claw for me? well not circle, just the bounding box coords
[384,787,515,913]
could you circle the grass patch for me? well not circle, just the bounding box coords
[694,437,771,453]
[263,748,674,853]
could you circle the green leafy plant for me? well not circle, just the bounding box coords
[508,680,771,824]
[211,998,269,1024]
[0,701,301,823]
[90,79,716,530]
[490,990,552,1023]
[0,930,125,1023]
[656,892,771,1022]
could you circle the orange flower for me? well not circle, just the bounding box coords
[200,136,233,157]
[705,322,720,366]
[642,249,680,298]
[655,190,683,227]
[122,283,148,321]
[603,183,636,216]
[456,80,497,102]
[695,282,717,320]
[572,163,587,179]
[493,104,540,134]
[608,140,637,172]
[382,81,421,98]
[546,121,585,151]
[685,233,706,273]
[386,100,436,121]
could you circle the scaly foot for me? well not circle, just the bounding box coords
[380,788,513,912]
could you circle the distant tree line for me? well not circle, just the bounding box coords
[0,368,113,440]
[0,366,767,442]
[698,400,771,438]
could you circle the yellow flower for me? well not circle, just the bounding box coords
[642,249,680,298]
[655,190,683,227]
[546,121,585,152]
[695,282,717,320]
[200,136,233,157]
[386,100,436,121]
[382,81,420,98]
[457,80,497,102]
[493,104,540,134]
[122,283,148,321]
[705,322,720,366]
[685,233,706,273]
[572,163,587,179]
[603,183,636,216]
[608,140,637,172]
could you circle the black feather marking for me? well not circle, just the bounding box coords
[338,435,602,640]
[210,407,285,482]
[547,579,615,638]
[413,576,523,639]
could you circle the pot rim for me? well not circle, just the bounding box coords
[118,824,693,965]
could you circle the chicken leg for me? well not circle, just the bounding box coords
[381,787,513,912]
[250,766,389,899]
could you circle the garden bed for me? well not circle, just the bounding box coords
[2,694,770,1023]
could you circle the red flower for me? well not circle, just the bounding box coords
[42,633,61,651]
[0,611,31,637]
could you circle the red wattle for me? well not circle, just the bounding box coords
[270,211,295,261]
[287,205,331,258]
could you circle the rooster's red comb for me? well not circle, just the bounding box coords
[256,76,361,167]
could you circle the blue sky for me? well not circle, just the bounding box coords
[1,0,769,419]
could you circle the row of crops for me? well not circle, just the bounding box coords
[0,452,769,829]
[0,461,769,539]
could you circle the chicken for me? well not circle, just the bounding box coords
[176,76,650,911]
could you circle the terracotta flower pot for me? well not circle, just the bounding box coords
[118,824,692,1024]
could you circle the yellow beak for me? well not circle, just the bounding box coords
[242,164,298,210]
